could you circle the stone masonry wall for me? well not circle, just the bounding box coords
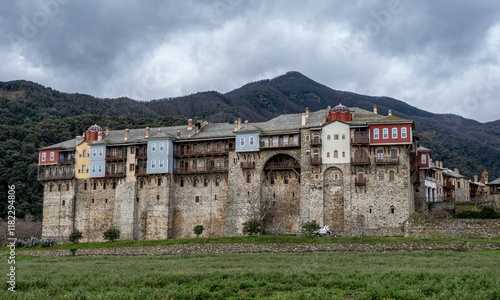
[41,180,76,242]
[404,219,500,238]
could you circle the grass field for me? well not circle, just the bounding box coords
[2,250,499,299]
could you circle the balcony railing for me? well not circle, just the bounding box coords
[445,181,455,190]
[374,156,399,165]
[135,168,147,176]
[241,162,255,169]
[174,166,228,174]
[136,152,148,159]
[175,147,234,157]
[311,157,322,165]
[351,136,369,144]
[59,158,75,165]
[259,141,300,149]
[351,157,371,165]
[105,171,126,178]
[105,154,126,160]
[38,173,74,181]
[264,161,301,170]
[355,178,367,186]
[310,138,322,146]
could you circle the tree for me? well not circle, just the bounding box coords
[193,225,204,238]
[300,220,320,236]
[242,218,261,236]
[103,227,120,242]
[69,228,83,243]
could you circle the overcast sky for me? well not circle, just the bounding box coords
[1,0,499,122]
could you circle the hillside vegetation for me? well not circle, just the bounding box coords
[1,72,499,220]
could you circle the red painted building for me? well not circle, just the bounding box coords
[39,149,59,165]
[368,119,413,145]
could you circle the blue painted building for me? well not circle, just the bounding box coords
[89,144,106,178]
[147,138,174,174]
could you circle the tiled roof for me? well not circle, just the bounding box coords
[442,169,466,179]
[488,178,500,185]
[40,137,82,150]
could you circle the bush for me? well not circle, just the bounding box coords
[193,225,204,237]
[454,207,500,219]
[300,220,320,236]
[242,218,261,236]
[69,228,83,243]
[428,207,449,221]
[103,227,120,242]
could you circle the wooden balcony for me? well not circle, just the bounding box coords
[174,147,233,157]
[351,157,371,165]
[311,157,322,165]
[375,156,399,165]
[241,162,255,169]
[351,136,369,144]
[59,158,75,165]
[105,171,126,178]
[105,154,126,161]
[445,181,455,190]
[355,178,367,186]
[310,138,322,146]
[136,153,148,160]
[264,161,301,170]
[135,168,148,176]
[259,141,300,149]
[38,172,74,181]
[173,166,228,174]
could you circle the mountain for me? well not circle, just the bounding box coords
[1,72,499,219]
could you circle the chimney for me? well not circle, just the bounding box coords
[105,128,109,135]
[474,175,478,183]
[244,120,249,129]
[237,118,242,130]
[145,127,150,138]
[454,168,459,174]
[176,131,180,139]
[305,107,310,118]
[124,129,129,141]
[187,119,193,131]
[97,131,103,141]
[388,110,392,116]
[234,120,238,132]
[301,113,306,126]
[373,105,378,114]
[157,128,161,135]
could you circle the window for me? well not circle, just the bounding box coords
[58,184,61,191]
[180,178,184,187]
[112,181,116,189]
[62,200,65,206]
[390,206,395,214]
[204,177,209,187]
[284,173,289,184]
[92,199,95,204]
[99,148,103,157]
[66,183,70,191]
[82,165,87,173]
[84,182,87,190]
[374,129,380,139]
[249,136,254,146]
[91,165,96,173]
[383,128,389,139]
[140,180,144,188]
[157,177,162,186]
[50,151,55,160]
[421,154,427,164]
[334,150,338,158]
[41,153,46,161]
[389,171,395,181]
[379,171,384,181]
[369,206,373,213]
[326,152,330,158]
[151,159,156,169]
[392,128,398,139]
[130,164,135,171]
[159,159,165,168]
[377,150,384,159]
[83,150,87,157]
[270,174,275,184]
[92,149,97,157]
[240,137,245,146]
[195,196,200,203]
[130,147,135,154]
[151,143,156,152]
[342,134,346,140]
[93,182,97,190]
[193,177,198,187]
[98,165,103,173]
[327,135,331,140]
[215,176,220,186]
[391,149,398,159]
[306,135,310,141]
[334,134,339,140]
[342,151,346,158]
[49,184,53,192]
[159,142,164,151]
[458,181,461,188]
[105,198,108,204]
[401,127,407,138]
[246,172,251,183]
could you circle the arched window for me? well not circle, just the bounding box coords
[284,173,289,184]
[326,152,330,158]
[204,177,209,187]
[390,149,398,158]
[390,206,395,214]
[342,134,345,140]
[327,135,331,140]
[270,173,275,184]
[193,177,199,187]
[334,150,338,158]
[342,151,346,158]
[389,171,395,181]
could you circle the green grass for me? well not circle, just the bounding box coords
[5,235,500,252]
[1,250,499,299]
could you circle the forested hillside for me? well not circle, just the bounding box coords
[1,72,499,220]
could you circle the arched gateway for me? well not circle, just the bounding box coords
[261,154,301,234]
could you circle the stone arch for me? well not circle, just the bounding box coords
[323,167,344,233]
[261,154,301,234]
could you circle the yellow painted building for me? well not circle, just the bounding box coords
[75,140,90,179]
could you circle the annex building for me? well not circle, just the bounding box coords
[38,104,423,242]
